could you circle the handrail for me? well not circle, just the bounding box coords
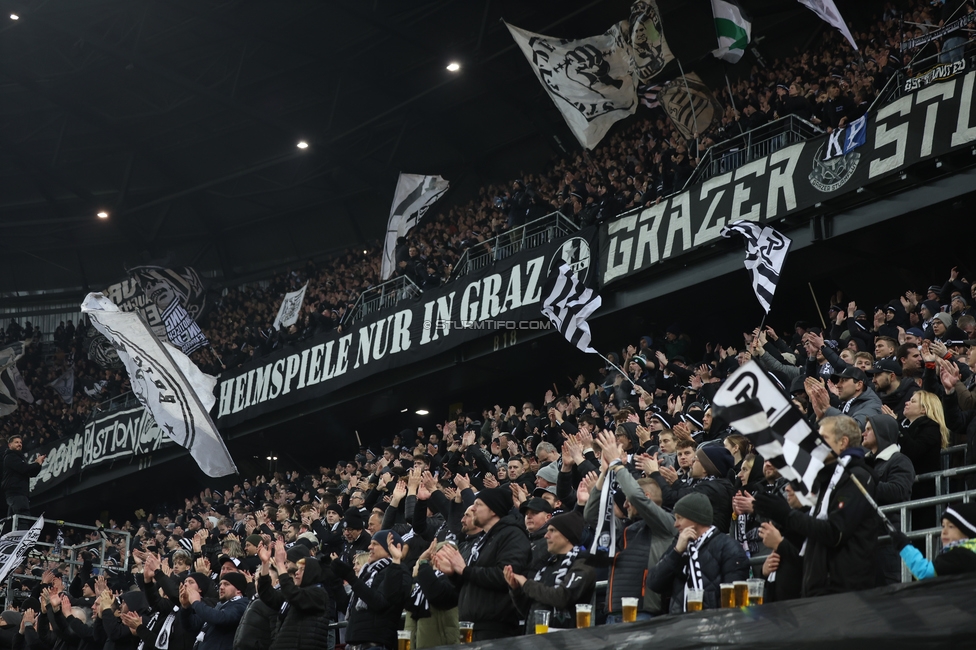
[684,114,823,189]
[2,515,132,610]
[346,275,422,325]
[451,211,579,280]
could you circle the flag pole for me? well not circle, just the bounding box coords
[597,352,636,388]
[850,474,898,534]
[808,282,827,329]
[675,58,700,153]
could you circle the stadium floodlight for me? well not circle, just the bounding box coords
[446,62,460,72]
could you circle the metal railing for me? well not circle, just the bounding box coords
[684,114,823,189]
[870,50,976,113]
[346,275,422,324]
[2,515,131,609]
[451,211,579,280]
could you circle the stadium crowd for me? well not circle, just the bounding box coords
[2,262,976,649]
[2,2,976,648]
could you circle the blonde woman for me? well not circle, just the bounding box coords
[899,390,949,529]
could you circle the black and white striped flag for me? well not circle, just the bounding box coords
[711,361,832,506]
[720,220,791,313]
[541,264,601,354]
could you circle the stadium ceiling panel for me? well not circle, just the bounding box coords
[0,0,835,294]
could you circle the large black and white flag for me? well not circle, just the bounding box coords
[541,263,601,354]
[272,282,308,331]
[0,342,27,418]
[81,293,237,477]
[48,358,75,405]
[11,366,33,404]
[712,361,832,506]
[720,220,791,313]
[796,0,856,51]
[0,515,44,586]
[506,1,673,149]
[381,174,450,280]
[658,72,723,141]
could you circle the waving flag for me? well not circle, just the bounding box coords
[541,264,602,354]
[721,220,791,313]
[81,293,237,477]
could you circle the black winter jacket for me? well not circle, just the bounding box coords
[343,561,411,649]
[233,597,278,650]
[660,476,735,533]
[452,514,531,639]
[2,449,41,497]
[257,558,332,650]
[512,553,595,632]
[864,415,915,530]
[758,450,880,597]
[646,531,749,613]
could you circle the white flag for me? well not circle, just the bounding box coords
[507,1,673,149]
[81,293,237,478]
[721,220,791,313]
[0,516,44,586]
[541,264,602,354]
[11,366,33,404]
[273,282,309,330]
[0,342,26,418]
[796,0,857,51]
[711,0,751,63]
[48,365,74,405]
[381,174,450,280]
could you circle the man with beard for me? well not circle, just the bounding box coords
[180,571,248,650]
[867,359,918,419]
[431,487,530,641]
[897,343,923,380]
[339,510,370,564]
[808,367,882,430]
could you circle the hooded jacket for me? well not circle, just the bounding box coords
[659,475,734,534]
[451,513,531,640]
[583,467,675,615]
[864,415,915,530]
[257,557,333,650]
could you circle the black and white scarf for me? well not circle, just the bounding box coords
[137,606,178,650]
[592,469,619,560]
[681,526,716,611]
[533,546,581,586]
[800,456,850,557]
[353,558,392,611]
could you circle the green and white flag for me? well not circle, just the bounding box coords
[711,0,751,63]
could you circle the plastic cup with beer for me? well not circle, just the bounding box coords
[575,603,593,628]
[621,597,639,623]
[747,578,765,606]
[397,631,412,650]
[733,580,749,607]
[720,583,735,608]
[459,621,474,643]
[534,610,550,634]
[686,588,704,612]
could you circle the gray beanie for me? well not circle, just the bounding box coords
[673,493,713,526]
[933,312,952,328]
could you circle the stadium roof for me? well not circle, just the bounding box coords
[0,0,853,295]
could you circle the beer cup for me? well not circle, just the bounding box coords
[733,581,749,607]
[686,588,704,612]
[534,610,550,634]
[720,583,734,608]
[397,631,411,650]
[621,597,639,622]
[575,603,592,628]
[747,579,765,606]
[459,621,474,643]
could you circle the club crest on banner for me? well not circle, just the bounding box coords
[808,142,860,192]
[548,236,592,285]
[658,74,722,140]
